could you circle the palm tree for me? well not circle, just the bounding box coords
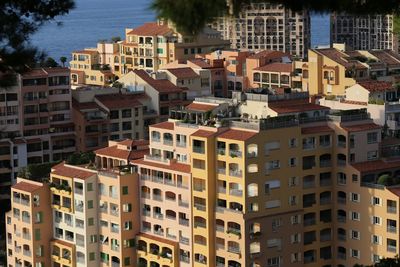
[60,56,67,67]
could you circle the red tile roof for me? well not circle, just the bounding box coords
[12,182,42,193]
[167,68,199,79]
[218,129,257,141]
[189,58,212,68]
[301,125,333,135]
[95,93,144,109]
[192,129,217,138]
[127,22,173,36]
[358,80,394,93]
[269,103,329,114]
[151,121,175,130]
[95,144,149,161]
[134,70,183,93]
[341,123,381,132]
[52,162,96,180]
[352,159,400,173]
[254,63,292,73]
[117,139,149,147]
[133,158,191,173]
[316,48,367,69]
[389,187,400,197]
[186,103,217,112]
[248,50,287,59]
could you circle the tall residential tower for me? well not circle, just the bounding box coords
[210,3,311,58]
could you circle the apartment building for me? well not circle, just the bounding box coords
[8,90,400,267]
[21,68,75,164]
[6,139,146,267]
[72,86,158,152]
[331,14,396,52]
[119,20,230,75]
[0,81,26,198]
[210,2,311,58]
[293,46,400,96]
[6,178,52,267]
[70,49,116,86]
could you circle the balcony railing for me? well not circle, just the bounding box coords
[229,189,243,196]
[230,150,242,158]
[229,170,242,177]
[194,203,206,211]
[388,226,397,233]
[388,206,397,214]
[179,218,189,226]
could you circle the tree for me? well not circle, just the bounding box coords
[66,152,95,166]
[40,57,59,68]
[151,0,400,35]
[18,162,60,182]
[111,36,121,43]
[354,255,400,266]
[0,0,75,86]
[59,56,67,67]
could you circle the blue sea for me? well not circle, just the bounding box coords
[31,0,330,61]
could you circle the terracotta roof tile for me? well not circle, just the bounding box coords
[52,162,96,180]
[191,129,216,138]
[133,70,183,93]
[12,182,42,193]
[186,103,217,112]
[151,121,174,130]
[341,123,381,132]
[167,68,199,79]
[254,63,292,73]
[340,100,368,106]
[316,48,367,69]
[352,159,400,173]
[358,80,394,93]
[389,187,400,197]
[188,58,212,68]
[248,50,287,59]
[127,22,173,36]
[301,125,333,135]
[218,129,257,141]
[95,141,149,161]
[95,93,145,109]
[133,158,191,173]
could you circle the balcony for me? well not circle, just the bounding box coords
[388,226,397,233]
[387,120,400,130]
[387,245,397,253]
[388,206,397,214]
[180,236,189,245]
[194,203,206,211]
[193,146,205,154]
[227,246,241,254]
[229,150,242,158]
[179,218,189,226]
[229,189,243,197]
[229,170,242,178]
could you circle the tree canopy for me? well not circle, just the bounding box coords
[0,0,74,86]
[151,0,400,35]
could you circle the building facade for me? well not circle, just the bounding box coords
[331,14,396,52]
[210,3,311,58]
[7,92,400,267]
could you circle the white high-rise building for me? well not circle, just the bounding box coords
[210,3,311,58]
[331,14,397,52]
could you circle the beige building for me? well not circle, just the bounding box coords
[210,3,311,58]
[293,46,400,96]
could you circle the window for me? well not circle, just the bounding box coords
[88,200,93,209]
[372,216,381,225]
[351,193,360,202]
[367,132,378,144]
[289,177,298,187]
[289,157,297,167]
[289,138,297,148]
[89,252,95,261]
[267,256,281,266]
[124,257,131,265]
[291,215,301,224]
[352,212,360,221]
[124,221,132,230]
[88,218,94,226]
[372,235,381,245]
[367,151,378,160]
[289,196,297,206]
[90,235,97,243]
[351,230,360,240]
[352,174,358,182]
[351,249,360,258]
[249,202,259,212]
[122,186,128,195]
[372,197,381,206]
[34,229,41,241]
[87,183,93,192]
[123,203,132,212]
